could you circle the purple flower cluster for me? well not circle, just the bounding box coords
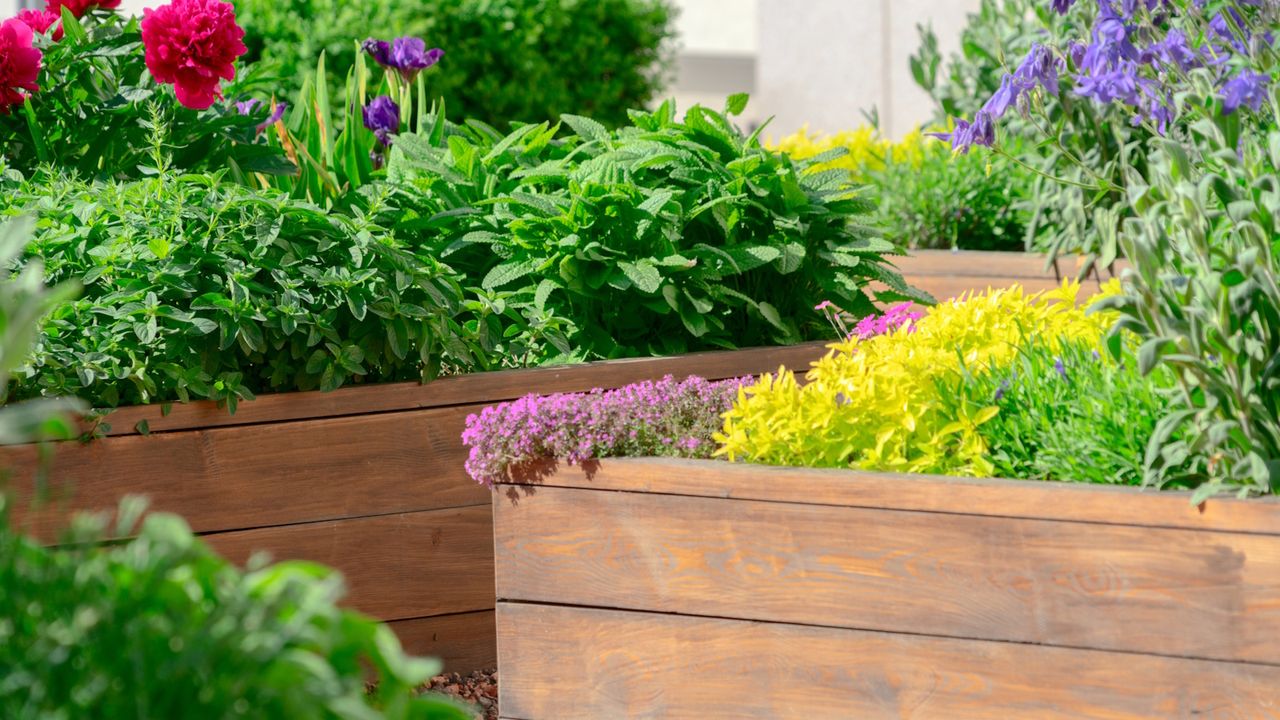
[362,96,400,148]
[461,374,750,486]
[816,301,922,340]
[938,0,1273,152]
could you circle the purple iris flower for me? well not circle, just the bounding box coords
[1051,0,1076,15]
[363,37,444,83]
[363,95,401,147]
[1222,70,1270,114]
[236,98,261,115]
[256,102,288,132]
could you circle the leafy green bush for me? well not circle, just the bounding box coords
[0,169,515,410]
[939,338,1180,486]
[869,134,1033,251]
[0,496,471,719]
[234,0,676,129]
[388,98,924,359]
[0,9,288,182]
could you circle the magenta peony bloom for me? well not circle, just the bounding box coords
[140,0,247,110]
[17,9,63,41]
[45,0,121,19]
[0,18,42,115]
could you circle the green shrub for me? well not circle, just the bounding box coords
[0,170,518,410]
[939,338,1181,486]
[870,136,1033,252]
[0,497,471,719]
[234,0,676,129]
[388,98,925,359]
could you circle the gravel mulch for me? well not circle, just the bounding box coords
[421,669,498,720]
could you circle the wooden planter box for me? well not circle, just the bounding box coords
[2,344,821,674]
[494,458,1280,719]
[895,249,1117,302]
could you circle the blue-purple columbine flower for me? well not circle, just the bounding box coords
[930,110,995,153]
[1222,69,1270,114]
[1053,357,1068,379]
[363,37,444,83]
[363,95,400,147]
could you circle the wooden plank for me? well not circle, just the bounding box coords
[894,249,1127,279]
[6,406,487,541]
[88,342,828,438]
[209,506,494,623]
[495,484,1280,664]
[389,611,496,673]
[497,603,1276,720]
[507,458,1280,536]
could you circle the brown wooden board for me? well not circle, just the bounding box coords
[893,249,1127,280]
[6,406,485,541]
[508,458,1280,536]
[208,505,494,623]
[495,482,1280,665]
[389,611,497,672]
[496,602,1276,720]
[85,342,829,438]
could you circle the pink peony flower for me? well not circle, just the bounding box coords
[44,0,121,19]
[140,0,246,110]
[17,9,63,41]
[0,18,42,115]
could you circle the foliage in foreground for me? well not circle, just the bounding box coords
[0,496,471,719]
[389,98,925,359]
[233,0,676,128]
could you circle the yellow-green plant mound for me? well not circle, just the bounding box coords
[716,282,1117,476]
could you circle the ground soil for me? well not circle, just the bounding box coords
[421,669,498,720]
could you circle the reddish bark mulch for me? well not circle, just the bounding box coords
[421,669,498,720]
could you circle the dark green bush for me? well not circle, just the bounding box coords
[233,0,676,129]
[0,496,471,719]
[388,98,925,359]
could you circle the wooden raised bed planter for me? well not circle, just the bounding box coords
[895,249,1118,302]
[494,458,1280,719]
[1,344,822,674]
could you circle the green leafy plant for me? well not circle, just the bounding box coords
[0,495,471,718]
[389,97,926,360]
[234,0,676,129]
[0,9,289,182]
[1,169,504,410]
[0,217,83,445]
[939,337,1181,486]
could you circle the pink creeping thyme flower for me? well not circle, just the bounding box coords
[16,9,62,41]
[461,375,750,486]
[0,18,42,115]
[140,0,247,110]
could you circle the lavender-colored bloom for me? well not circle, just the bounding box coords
[362,96,400,147]
[983,74,1022,118]
[256,102,287,132]
[235,98,260,115]
[1151,29,1199,71]
[1210,10,1250,54]
[364,36,444,83]
[1053,357,1068,379]
[460,375,750,486]
[931,111,995,153]
[1222,69,1269,114]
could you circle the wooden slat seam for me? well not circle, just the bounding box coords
[494,600,1280,669]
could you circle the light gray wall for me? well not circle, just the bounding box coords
[754,0,981,138]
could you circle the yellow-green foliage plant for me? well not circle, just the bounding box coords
[771,125,927,182]
[715,282,1117,477]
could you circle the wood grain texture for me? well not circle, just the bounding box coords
[506,457,1280,535]
[496,602,1277,720]
[84,342,829,438]
[209,506,494,622]
[495,483,1280,665]
[893,249,1127,279]
[389,611,496,672]
[6,406,486,541]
